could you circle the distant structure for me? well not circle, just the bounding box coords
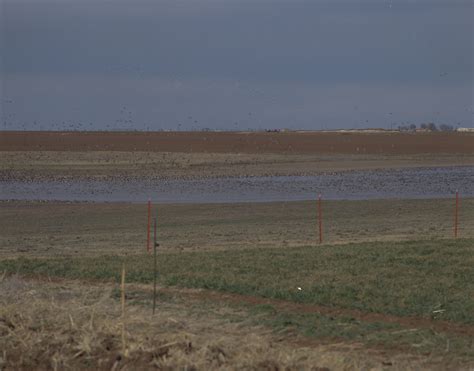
[457,127,474,132]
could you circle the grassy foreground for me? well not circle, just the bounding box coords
[2,237,474,368]
[2,238,473,325]
[5,277,401,370]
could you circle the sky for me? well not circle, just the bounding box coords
[1,0,473,131]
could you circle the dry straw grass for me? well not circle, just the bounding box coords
[0,275,437,370]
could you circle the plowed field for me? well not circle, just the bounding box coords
[2,130,473,154]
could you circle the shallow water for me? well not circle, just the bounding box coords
[1,167,473,203]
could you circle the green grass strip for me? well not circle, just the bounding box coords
[1,238,473,324]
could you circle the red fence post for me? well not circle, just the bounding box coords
[318,194,323,244]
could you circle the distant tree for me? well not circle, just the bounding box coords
[427,123,438,131]
[409,124,417,131]
[420,123,428,130]
[439,124,454,132]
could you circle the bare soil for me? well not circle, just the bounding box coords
[1,199,472,258]
[2,131,474,154]
[3,131,472,181]
[2,150,473,181]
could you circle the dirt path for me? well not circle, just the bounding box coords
[155,285,474,338]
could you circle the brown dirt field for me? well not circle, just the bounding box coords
[2,151,473,181]
[1,130,474,154]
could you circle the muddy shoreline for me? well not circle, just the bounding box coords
[2,166,472,203]
[2,150,473,183]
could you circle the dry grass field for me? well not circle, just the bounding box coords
[1,276,452,370]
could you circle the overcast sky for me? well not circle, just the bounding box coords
[1,0,473,131]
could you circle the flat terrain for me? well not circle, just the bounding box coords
[1,199,472,257]
[1,199,473,368]
[2,131,473,180]
[2,130,474,154]
[1,131,473,369]
[2,150,474,181]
